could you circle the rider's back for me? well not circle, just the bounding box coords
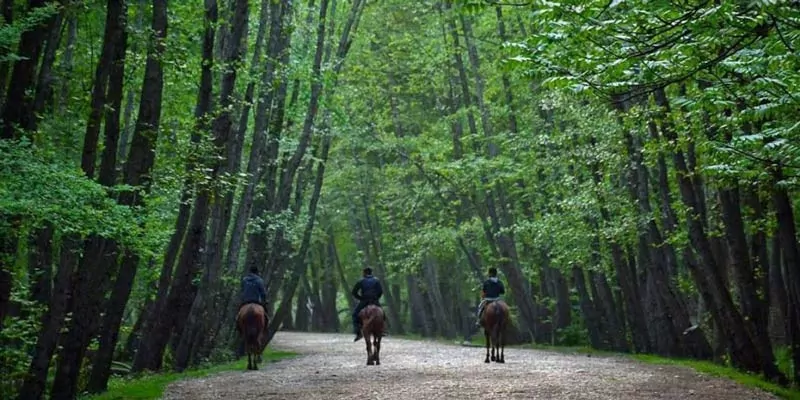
[359,275,382,301]
[241,273,266,304]
[482,276,504,299]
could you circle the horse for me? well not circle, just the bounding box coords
[480,300,509,363]
[359,304,385,365]
[236,303,267,370]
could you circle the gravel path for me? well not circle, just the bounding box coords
[163,331,778,399]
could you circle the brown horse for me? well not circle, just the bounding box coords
[359,305,385,365]
[480,300,509,363]
[236,303,267,370]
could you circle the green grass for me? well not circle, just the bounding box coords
[632,354,800,400]
[80,349,296,400]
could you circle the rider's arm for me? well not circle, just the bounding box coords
[481,280,489,298]
[375,279,384,299]
[352,280,363,301]
[498,280,505,295]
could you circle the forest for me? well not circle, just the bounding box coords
[1,0,799,398]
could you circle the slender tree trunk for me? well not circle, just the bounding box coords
[17,238,80,400]
[652,87,765,374]
[118,0,147,164]
[56,13,77,121]
[132,0,216,373]
[320,237,339,332]
[31,10,64,121]
[1,0,53,140]
[451,10,539,338]
[266,135,332,342]
[174,0,250,371]
[573,266,603,348]
[28,225,54,306]
[54,0,168,395]
[222,0,278,282]
[80,0,126,179]
[0,0,12,105]
[719,184,783,381]
[770,164,800,384]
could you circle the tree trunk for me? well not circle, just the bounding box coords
[132,0,215,373]
[31,10,64,121]
[54,0,168,395]
[266,135,332,343]
[222,0,280,281]
[87,0,165,386]
[453,11,539,338]
[572,266,602,348]
[652,87,764,374]
[0,0,13,105]
[122,291,153,360]
[17,237,79,400]
[590,270,628,351]
[1,0,53,140]
[294,279,310,331]
[320,237,339,332]
[56,14,77,117]
[80,0,126,179]
[407,275,432,336]
[719,185,783,381]
[770,164,800,384]
[174,0,250,371]
[614,97,710,358]
[28,225,54,306]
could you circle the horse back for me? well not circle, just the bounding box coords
[237,304,266,337]
[360,305,385,335]
[483,300,510,328]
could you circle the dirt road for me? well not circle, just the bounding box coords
[162,331,777,399]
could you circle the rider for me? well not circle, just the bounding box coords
[240,265,268,318]
[351,267,383,342]
[475,267,505,327]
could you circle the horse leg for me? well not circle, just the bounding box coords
[374,336,381,365]
[498,329,505,363]
[484,328,490,363]
[253,347,260,370]
[247,352,252,370]
[365,333,374,365]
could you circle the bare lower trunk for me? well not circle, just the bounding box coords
[17,238,79,400]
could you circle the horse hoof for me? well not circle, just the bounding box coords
[497,359,505,364]
[491,355,496,362]
[375,360,380,365]
[484,359,490,364]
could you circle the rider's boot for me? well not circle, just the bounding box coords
[353,324,363,342]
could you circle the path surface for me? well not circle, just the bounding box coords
[163,332,777,399]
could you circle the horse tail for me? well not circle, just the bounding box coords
[496,302,506,328]
[364,315,375,330]
[244,307,261,351]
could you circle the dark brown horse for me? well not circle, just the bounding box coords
[359,305,385,365]
[480,300,509,363]
[236,303,267,370]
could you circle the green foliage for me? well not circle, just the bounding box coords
[0,141,139,245]
[0,3,60,62]
[0,288,43,398]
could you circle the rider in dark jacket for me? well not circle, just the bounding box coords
[241,266,268,314]
[475,267,505,326]
[352,267,383,342]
